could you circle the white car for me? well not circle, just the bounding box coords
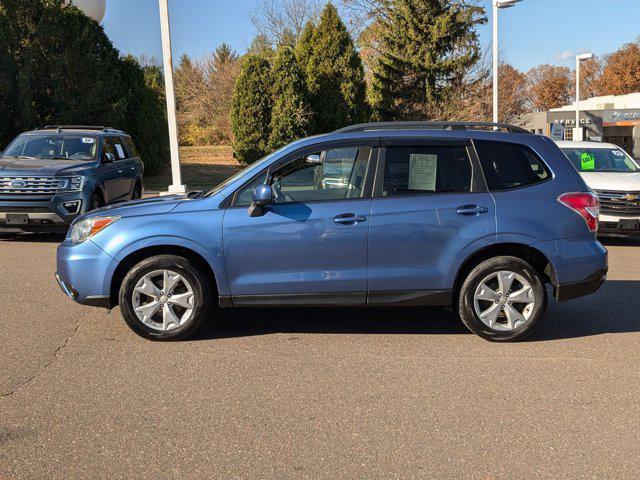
[557,141,640,237]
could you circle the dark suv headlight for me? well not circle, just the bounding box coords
[57,176,86,192]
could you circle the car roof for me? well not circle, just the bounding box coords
[304,128,539,145]
[23,126,127,136]
[555,140,619,149]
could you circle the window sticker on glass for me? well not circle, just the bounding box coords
[612,150,625,157]
[82,137,95,144]
[580,152,595,171]
[408,154,437,191]
[115,144,125,159]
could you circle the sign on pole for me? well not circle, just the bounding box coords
[550,122,565,141]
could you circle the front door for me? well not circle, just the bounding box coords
[222,143,377,305]
[99,137,121,204]
[367,139,497,303]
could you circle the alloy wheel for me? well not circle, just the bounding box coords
[132,269,195,331]
[473,270,536,331]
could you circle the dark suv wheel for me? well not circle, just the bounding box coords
[118,255,212,340]
[89,191,103,211]
[457,256,547,342]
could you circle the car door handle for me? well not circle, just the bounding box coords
[456,205,488,216]
[334,213,366,224]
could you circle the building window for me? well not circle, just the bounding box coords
[564,128,573,141]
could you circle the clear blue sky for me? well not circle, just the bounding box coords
[103,0,640,72]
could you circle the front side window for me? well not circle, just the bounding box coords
[474,140,550,191]
[234,146,372,206]
[561,146,639,173]
[382,145,472,196]
[2,134,98,161]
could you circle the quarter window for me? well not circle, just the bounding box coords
[474,140,550,191]
[234,146,373,206]
[382,146,472,196]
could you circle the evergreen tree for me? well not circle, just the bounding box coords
[295,21,315,68]
[269,47,311,149]
[370,0,486,120]
[231,54,273,165]
[0,0,169,173]
[301,3,367,133]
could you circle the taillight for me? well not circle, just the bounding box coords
[558,192,599,232]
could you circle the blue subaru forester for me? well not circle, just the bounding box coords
[56,122,608,342]
[0,125,144,232]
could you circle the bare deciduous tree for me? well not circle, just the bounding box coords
[174,44,240,145]
[249,0,322,47]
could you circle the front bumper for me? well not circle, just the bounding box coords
[598,214,640,236]
[56,238,115,308]
[0,191,88,232]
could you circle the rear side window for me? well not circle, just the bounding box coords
[474,140,550,191]
[124,136,139,158]
[382,146,472,196]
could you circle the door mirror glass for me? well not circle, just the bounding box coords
[103,152,116,164]
[252,184,273,206]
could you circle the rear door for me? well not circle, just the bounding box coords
[109,136,134,199]
[367,138,496,304]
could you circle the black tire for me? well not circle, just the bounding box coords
[89,190,103,211]
[118,255,212,340]
[132,181,142,200]
[457,256,547,342]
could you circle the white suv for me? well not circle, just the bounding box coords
[557,141,640,237]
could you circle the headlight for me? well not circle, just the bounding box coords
[57,176,85,192]
[69,216,120,244]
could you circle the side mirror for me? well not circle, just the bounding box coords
[252,184,273,206]
[103,152,116,164]
[305,154,322,164]
[248,184,273,217]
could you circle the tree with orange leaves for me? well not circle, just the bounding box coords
[592,41,640,96]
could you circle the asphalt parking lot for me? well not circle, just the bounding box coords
[1,233,640,479]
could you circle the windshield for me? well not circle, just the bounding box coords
[561,146,640,173]
[1,134,98,161]
[203,145,289,197]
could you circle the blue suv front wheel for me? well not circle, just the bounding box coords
[118,255,212,340]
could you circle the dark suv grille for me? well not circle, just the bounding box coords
[595,190,640,216]
[0,176,67,194]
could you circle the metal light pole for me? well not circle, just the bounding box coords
[493,0,523,124]
[575,52,595,141]
[158,0,185,194]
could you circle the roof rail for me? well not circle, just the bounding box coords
[333,121,532,135]
[39,125,122,133]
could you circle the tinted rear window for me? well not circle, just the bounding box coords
[474,140,550,191]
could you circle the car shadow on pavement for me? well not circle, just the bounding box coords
[0,232,66,243]
[196,279,640,342]
[196,306,469,340]
[534,279,640,341]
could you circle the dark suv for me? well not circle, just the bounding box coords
[0,125,144,232]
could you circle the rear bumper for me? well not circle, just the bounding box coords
[556,268,608,302]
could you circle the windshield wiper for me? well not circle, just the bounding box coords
[17,155,38,160]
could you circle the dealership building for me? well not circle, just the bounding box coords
[524,92,640,158]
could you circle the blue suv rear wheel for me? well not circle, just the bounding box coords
[458,256,548,341]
